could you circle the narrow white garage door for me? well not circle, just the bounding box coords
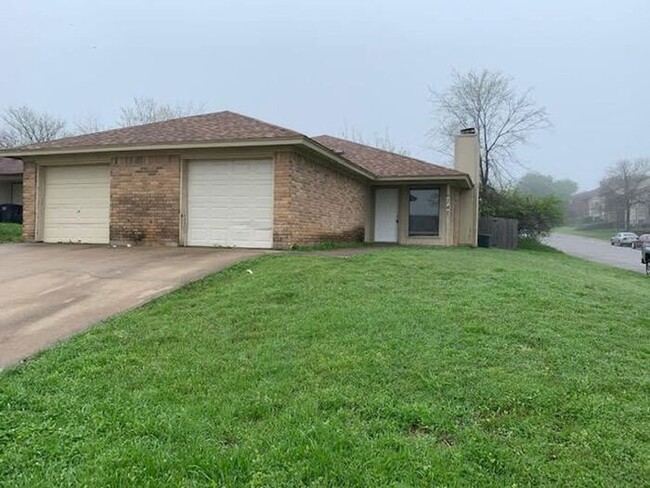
[43,165,110,244]
[187,160,273,248]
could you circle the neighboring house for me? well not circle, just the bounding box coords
[569,182,650,227]
[630,178,650,226]
[0,111,479,249]
[568,189,607,223]
[0,157,23,205]
[629,199,650,226]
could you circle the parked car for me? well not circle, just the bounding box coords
[610,232,638,246]
[631,233,650,249]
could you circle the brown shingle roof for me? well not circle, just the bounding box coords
[0,157,22,175]
[3,111,469,181]
[19,111,302,151]
[312,135,464,178]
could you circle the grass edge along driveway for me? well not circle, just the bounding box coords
[1,247,648,486]
[0,222,22,243]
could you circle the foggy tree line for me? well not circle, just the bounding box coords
[0,98,203,149]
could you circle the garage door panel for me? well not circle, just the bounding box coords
[43,165,110,244]
[187,160,273,248]
[46,223,109,243]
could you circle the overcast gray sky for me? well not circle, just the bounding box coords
[2,0,648,190]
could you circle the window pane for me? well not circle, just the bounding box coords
[409,188,439,236]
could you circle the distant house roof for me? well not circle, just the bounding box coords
[571,188,601,202]
[312,135,463,178]
[0,157,22,175]
[0,111,471,184]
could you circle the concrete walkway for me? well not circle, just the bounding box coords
[0,244,265,368]
[546,233,646,274]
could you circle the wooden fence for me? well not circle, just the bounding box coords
[478,216,518,250]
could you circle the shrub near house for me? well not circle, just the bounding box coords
[481,188,564,239]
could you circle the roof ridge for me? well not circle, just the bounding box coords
[313,134,457,172]
[221,111,304,137]
[10,110,301,151]
[13,111,237,148]
[70,110,297,137]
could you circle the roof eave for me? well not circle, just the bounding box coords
[0,137,307,158]
[299,138,376,180]
[374,174,474,189]
[0,136,378,181]
[0,136,468,186]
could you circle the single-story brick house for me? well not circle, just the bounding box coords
[0,157,23,205]
[0,111,479,249]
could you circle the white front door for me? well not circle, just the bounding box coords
[187,160,274,248]
[374,188,399,243]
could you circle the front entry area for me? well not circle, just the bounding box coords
[186,160,274,248]
[374,188,399,243]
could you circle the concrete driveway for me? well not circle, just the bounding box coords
[0,244,266,368]
[546,233,646,274]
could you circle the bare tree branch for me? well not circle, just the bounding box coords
[74,114,105,135]
[118,97,205,127]
[0,106,67,148]
[430,69,551,188]
[341,124,410,156]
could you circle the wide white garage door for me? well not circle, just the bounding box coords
[187,160,273,248]
[43,165,110,244]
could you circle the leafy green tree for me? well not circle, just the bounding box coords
[482,187,564,240]
[515,172,577,223]
[516,172,577,202]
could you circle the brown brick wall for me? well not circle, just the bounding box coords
[110,155,180,245]
[23,150,365,248]
[273,151,293,247]
[273,151,368,248]
[21,161,37,241]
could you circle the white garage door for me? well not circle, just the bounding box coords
[187,160,273,248]
[43,165,110,244]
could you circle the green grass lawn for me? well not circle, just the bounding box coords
[291,241,369,251]
[0,223,22,243]
[1,247,649,486]
[554,226,616,241]
[554,226,650,242]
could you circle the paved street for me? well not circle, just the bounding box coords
[546,233,646,274]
